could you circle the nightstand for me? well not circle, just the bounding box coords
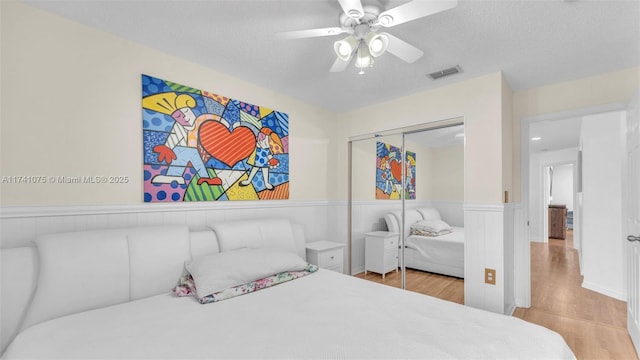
[305,241,345,273]
[364,231,399,278]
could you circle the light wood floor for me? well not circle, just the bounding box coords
[355,230,639,359]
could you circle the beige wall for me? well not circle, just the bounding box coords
[511,67,640,202]
[2,1,495,207]
[501,76,514,203]
[335,73,504,204]
[0,1,336,205]
[427,145,464,201]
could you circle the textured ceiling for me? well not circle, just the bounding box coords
[23,0,640,114]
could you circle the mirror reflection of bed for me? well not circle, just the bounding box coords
[350,122,465,304]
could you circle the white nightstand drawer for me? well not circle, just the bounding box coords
[324,264,343,273]
[384,237,398,250]
[305,241,345,273]
[318,249,343,269]
[384,249,399,270]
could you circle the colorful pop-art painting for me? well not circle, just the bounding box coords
[376,142,416,200]
[142,74,289,202]
[405,150,416,200]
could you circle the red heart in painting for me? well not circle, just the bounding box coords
[198,120,256,167]
[389,159,402,182]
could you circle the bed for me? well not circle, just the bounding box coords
[0,219,574,359]
[385,207,464,278]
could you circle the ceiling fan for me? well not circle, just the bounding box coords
[277,0,458,74]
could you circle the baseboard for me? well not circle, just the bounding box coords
[582,280,626,301]
[351,265,365,276]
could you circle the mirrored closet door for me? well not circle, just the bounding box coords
[350,132,403,289]
[349,119,465,302]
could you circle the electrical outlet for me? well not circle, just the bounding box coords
[485,268,496,285]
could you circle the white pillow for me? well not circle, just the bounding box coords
[417,208,442,221]
[211,219,297,254]
[412,219,452,233]
[384,213,400,234]
[185,248,308,300]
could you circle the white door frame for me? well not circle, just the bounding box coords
[624,91,640,353]
[517,102,628,308]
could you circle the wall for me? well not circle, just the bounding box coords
[335,72,505,204]
[550,164,574,210]
[0,1,336,205]
[335,73,512,313]
[580,111,626,300]
[427,146,464,201]
[502,76,514,203]
[512,67,640,203]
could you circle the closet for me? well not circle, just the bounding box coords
[348,118,465,292]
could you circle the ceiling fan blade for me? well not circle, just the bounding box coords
[276,27,346,40]
[384,33,424,63]
[337,0,365,20]
[330,57,350,72]
[378,0,457,28]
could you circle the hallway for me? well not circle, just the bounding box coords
[513,231,638,359]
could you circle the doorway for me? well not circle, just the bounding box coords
[519,104,630,305]
[517,106,636,357]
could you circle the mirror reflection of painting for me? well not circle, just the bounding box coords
[376,142,415,200]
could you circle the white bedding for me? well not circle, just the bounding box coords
[405,226,465,278]
[4,269,574,359]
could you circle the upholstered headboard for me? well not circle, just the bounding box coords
[0,219,307,356]
[383,208,443,239]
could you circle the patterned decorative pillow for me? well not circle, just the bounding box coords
[410,228,453,237]
[173,263,318,304]
[411,219,453,237]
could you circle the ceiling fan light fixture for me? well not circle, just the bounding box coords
[378,14,394,26]
[365,32,389,57]
[355,44,373,73]
[347,9,363,19]
[333,36,357,61]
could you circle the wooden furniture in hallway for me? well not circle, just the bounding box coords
[549,204,567,239]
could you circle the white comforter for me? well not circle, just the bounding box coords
[404,226,465,278]
[407,226,464,262]
[4,269,574,359]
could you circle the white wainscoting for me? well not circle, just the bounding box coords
[513,204,530,308]
[3,200,522,313]
[503,203,518,315]
[463,203,515,315]
[0,201,346,250]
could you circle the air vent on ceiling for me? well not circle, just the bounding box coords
[428,65,463,80]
